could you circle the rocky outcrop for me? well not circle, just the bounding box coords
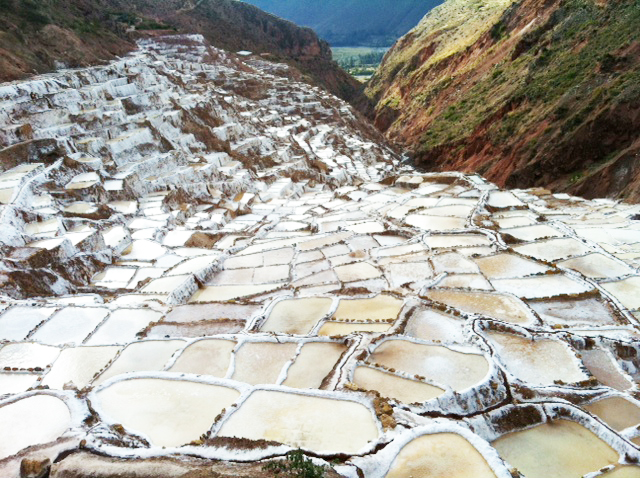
[366,0,640,201]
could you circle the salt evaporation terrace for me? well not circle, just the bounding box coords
[1,34,640,477]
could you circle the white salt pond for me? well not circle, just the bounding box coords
[42,346,121,389]
[0,306,58,341]
[261,298,333,335]
[437,273,493,290]
[96,378,240,447]
[64,202,98,215]
[121,240,166,261]
[334,262,382,282]
[189,283,282,302]
[404,308,466,342]
[92,266,137,288]
[0,342,60,369]
[514,238,591,262]
[386,433,497,478]
[424,234,492,249]
[282,342,346,389]
[31,307,110,345]
[581,348,633,391]
[405,215,466,231]
[0,373,39,395]
[25,218,59,236]
[231,342,298,385]
[353,366,444,403]
[0,395,72,459]
[169,339,235,377]
[367,339,489,391]
[217,390,379,454]
[167,256,218,276]
[487,332,587,385]
[384,261,434,288]
[491,274,593,299]
[487,191,524,208]
[432,252,479,274]
[559,253,633,279]
[601,277,640,310]
[529,298,618,326]
[584,397,640,431]
[502,224,563,241]
[85,309,161,345]
[493,420,619,478]
[318,322,392,336]
[65,172,100,190]
[164,303,261,322]
[424,289,534,324]
[141,275,192,294]
[333,295,403,322]
[94,340,185,385]
[474,253,550,279]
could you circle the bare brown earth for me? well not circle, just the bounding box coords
[365,0,640,201]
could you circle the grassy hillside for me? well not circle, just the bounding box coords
[241,0,442,46]
[366,0,640,201]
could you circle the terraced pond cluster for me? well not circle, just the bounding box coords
[1,34,640,477]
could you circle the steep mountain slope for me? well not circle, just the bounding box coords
[241,0,442,46]
[366,0,640,201]
[0,0,361,102]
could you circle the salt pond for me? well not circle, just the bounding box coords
[367,339,489,391]
[487,332,587,385]
[96,378,240,447]
[386,433,497,478]
[218,390,379,454]
[493,420,619,478]
[0,395,72,459]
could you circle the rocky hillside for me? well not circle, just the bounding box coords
[241,0,442,46]
[0,0,361,102]
[366,0,640,201]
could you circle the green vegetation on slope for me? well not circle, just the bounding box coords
[367,0,515,102]
[366,0,640,200]
[418,0,640,151]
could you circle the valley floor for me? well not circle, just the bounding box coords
[1,35,640,478]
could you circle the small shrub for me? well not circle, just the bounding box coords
[20,0,50,28]
[490,20,507,41]
[262,450,328,478]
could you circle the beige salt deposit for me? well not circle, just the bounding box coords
[96,378,240,447]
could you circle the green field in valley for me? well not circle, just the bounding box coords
[332,46,389,81]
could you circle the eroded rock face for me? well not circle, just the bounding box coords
[1,33,640,478]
